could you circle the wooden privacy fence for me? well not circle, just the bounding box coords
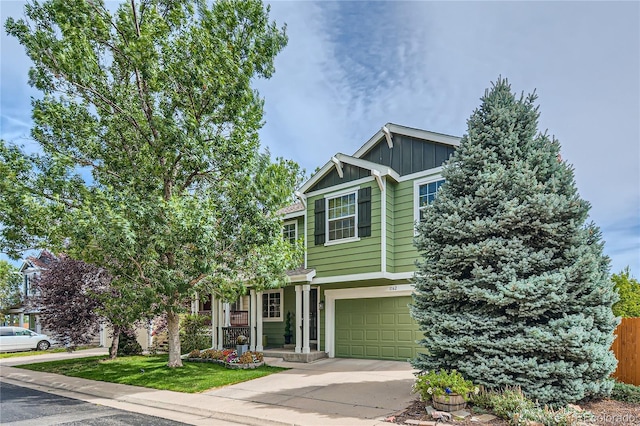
[611,317,640,386]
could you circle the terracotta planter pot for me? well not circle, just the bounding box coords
[432,393,466,412]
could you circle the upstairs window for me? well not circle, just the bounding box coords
[327,192,356,241]
[283,221,297,244]
[415,178,445,222]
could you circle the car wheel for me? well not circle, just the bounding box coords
[37,340,50,351]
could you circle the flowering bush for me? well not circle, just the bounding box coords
[412,369,478,401]
[187,348,263,366]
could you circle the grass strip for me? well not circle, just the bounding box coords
[17,355,285,393]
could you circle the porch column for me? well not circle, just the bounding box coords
[216,298,224,349]
[302,284,310,354]
[223,302,231,327]
[295,285,302,353]
[211,294,218,349]
[256,291,263,351]
[192,292,199,315]
[249,289,257,351]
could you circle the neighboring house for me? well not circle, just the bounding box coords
[5,250,57,332]
[5,250,111,347]
[199,123,459,361]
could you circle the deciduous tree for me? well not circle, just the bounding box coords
[0,260,22,323]
[3,0,299,367]
[612,267,640,317]
[411,78,619,405]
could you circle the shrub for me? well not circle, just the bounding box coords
[611,382,640,403]
[188,349,201,358]
[472,387,594,426]
[117,329,143,356]
[180,314,209,354]
[412,369,478,401]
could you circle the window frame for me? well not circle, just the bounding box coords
[325,189,359,245]
[283,220,298,244]
[414,177,445,225]
[261,289,283,322]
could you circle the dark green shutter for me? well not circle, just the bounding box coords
[314,198,326,245]
[358,187,371,237]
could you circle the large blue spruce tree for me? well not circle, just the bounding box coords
[411,78,618,406]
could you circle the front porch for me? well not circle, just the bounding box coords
[193,280,322,362]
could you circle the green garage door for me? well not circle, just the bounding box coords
[335,296,423,360]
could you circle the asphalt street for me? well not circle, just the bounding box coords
[0,382,190,426]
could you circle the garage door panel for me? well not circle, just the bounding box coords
[397,329,414,342]
[381,330,395,341]
[335,296,423,361]
[351,329,364,340]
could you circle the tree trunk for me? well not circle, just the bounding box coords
[109,326,120,360]
[166,310,182,367]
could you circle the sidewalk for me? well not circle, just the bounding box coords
[0,348,416,426]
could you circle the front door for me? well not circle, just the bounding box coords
[309,288,318,341]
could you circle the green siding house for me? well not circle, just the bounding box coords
[199,124,459,361]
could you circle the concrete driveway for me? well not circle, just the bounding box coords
[1,349,418,425]
[202,356,418,424]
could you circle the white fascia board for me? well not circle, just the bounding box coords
[304,176,374,199]
[288,270,317,283]
[353,123,460,160]
[298,158,337,194]
[386,123,461,147]
[283,210,304,220]
[312,271,414,284]
[334,153,400,182]
[397,166,444,183]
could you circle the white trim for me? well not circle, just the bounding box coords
[261,289,284,322]
[334,153,400,182]
[283,220,298,244]
[295,285,302,354]
[324,237,360,247]
[380,178,386,273]
[312,271,414,285]
[304,206,308,268]
[331,156,343,178]
[382,125,393,148]
[302,284,310,354]
[397,166,444,183]
[283,210,304,220]
[324,284,415,358]
[298,160,335,194]
[305,176,372,198]
[325,189,358,244]
[288,269,316,283]
[353,123,459,159]
[413,176,446,226]
[249,291,257,351]
[256,291,264,351]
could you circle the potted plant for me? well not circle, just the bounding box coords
[412,369,478,412]
[283,311,293,344]
[236,334,248,355]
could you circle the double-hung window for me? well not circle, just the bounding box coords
[283,221,297,244]
[415,178,445,222]
[327,192,356,242]
[262,289,283,321]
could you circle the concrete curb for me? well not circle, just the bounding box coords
[1,367,293,426]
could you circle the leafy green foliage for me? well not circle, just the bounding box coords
[611,268,640,317]
[180,313,209,354]
[116,329,143,356]
[2,0,299,367]
[411,78,618,405]
[412,369,477,401]
[472,387,593,425]
[611,382,640,403]
[0,260,22,321]
[17,355,285,393]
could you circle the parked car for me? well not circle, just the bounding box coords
[0,326,51,352]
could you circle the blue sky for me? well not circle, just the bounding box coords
[1,1,639,275]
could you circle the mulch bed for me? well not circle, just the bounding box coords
[389,398,640,425]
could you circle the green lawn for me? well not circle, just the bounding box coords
[16,355,285,393]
